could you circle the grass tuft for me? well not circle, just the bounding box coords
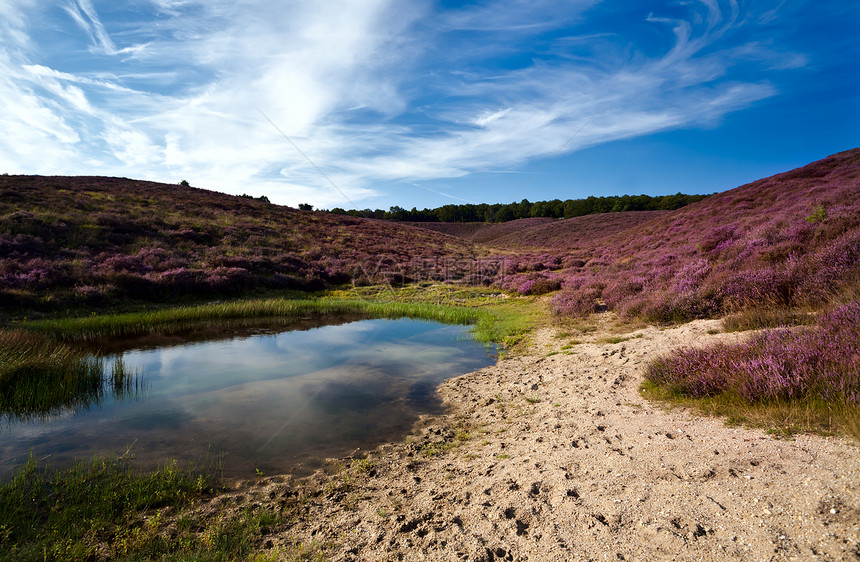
[722,306,815,332]
[641,380,860,439]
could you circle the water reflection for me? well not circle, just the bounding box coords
[0,318,494,478]
[0,358,146,426]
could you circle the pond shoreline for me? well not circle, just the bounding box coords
[194,316,859,560]
[0,317,496,482]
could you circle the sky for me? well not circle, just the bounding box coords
[1,0,858,210]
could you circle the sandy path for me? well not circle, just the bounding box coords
[204,318,859,560]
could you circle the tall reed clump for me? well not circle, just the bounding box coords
[0,330,139,420]
[645,302,860,436]
[0,330,104,419]
[23,298,486,344]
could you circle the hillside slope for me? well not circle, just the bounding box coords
[478,211,670,250]
[404,218,554,243]
[0,176,482,311]
[406,212,669,250]
[546,148,860,319]
[2,149,858,320]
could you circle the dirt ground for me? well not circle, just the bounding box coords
[192,316,860,561]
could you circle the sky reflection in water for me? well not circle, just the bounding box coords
[0,319,494,478]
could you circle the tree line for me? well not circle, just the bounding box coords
[324,192,709,223]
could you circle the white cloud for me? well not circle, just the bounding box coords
[64,0,120,55]
[0,0,37,49]
[443,0,598,32]
[0,0,812,206]
[473,108,512,127]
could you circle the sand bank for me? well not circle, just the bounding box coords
[193,317,859,560]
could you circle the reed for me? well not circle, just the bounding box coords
[0,331,143,422]
[22,298,486,343]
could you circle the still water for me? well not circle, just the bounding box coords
[0,318,495,478]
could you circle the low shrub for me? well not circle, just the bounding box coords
[646,302,860,404]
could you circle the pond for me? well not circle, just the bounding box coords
[0,318,495,479]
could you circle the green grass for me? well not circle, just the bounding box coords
[640,380,860,440]
[22,298,477,342]
[0,455,233,561]
[19,287,540,349]
[328,283,506,307]
[332,283,543,348]
[595,335,633,344]
[0,330,142,421]
[722,306,815,333]
[0,453,310,561]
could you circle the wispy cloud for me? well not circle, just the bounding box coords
[0,0,831,207]
[441,0,598,32]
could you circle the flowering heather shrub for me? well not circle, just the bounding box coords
[670,258,711,294]
[552,276,606,315]
[646,302,860,403]
[0,233,44,258]
[504,272,562,295]
[205,266,251,293]
[96,253,149,275]
[794,232,860,304]
[698,225,738,253]
[562,256,586,269]
[551,287,603,316]
[714,268,794,310]
[72,284,109,305]
[602,276,647,309]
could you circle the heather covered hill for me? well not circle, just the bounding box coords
[2,149,858,320]
[475,210,670,250]
[405,218,554,243]
[0,176,485,310]
[548,148,860,320]
[406,212,668,250]
[402,221,497,240]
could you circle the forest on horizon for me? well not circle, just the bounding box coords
[324,192,709,222]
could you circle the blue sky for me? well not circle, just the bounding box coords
[1,1,858,209]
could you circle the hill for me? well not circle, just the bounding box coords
[479,211,670,250]
[0,176,481,313]
[2,149,858,321]
[404,218,554,244]
[406,212,669,250]
[540,148,860,320]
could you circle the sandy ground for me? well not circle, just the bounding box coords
[192,316,859,561]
